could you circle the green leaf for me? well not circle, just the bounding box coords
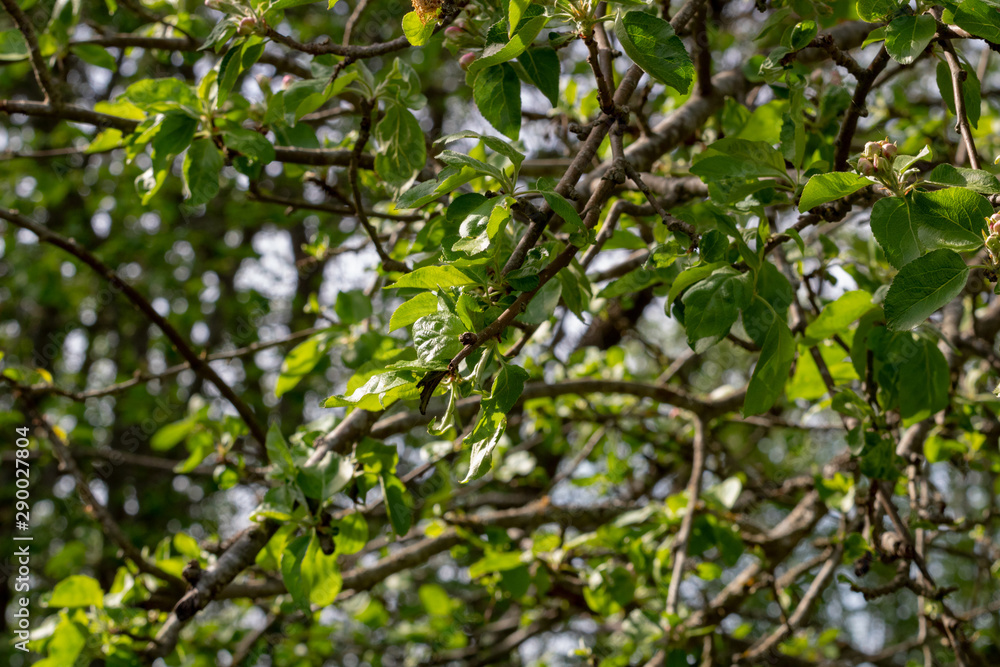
[323,369,420,410]
[182,139,224,205]
[614,11,693,94]
[798,172,870,212]
[438,150,508,184]
[491,363,529,413]
[438,131,525,171]
[857,0,900,23]
[122,78,200,114]
[936,60,982,129]
[540,189,592,247]
[389,292,440,332]
[467,14,548,74]
[681,268,750,351]
[953,0,1000,43]
[215,44,242,106]
[70,43,116,69]
[690,137,788,182]
[519,47,560,107]
[389,265,481,290]
[804,291,876,341]
[150,113,198,158]
[893,144,932,174]
[281,532,342,610]
[381,473,413,536]
[884,249,969,331]
[276,331,332,397]
[49,575,103,608]
[402,11,437,46]
[462,364,528,482]
[898,336,950,421]
[374,101,427,186]
[0,29,28,61]
[297,451,354,500]
[397,165,476,209]
[884,14,935,65]
[743,318,794,417]
[924,164,1000,193]
[334,513,369,555]
[782,20,817,51]
[266,423,297,476]
[508,0,531,36]
[871,189,989,268]
[150,418,194,451]
[224,125,276,165]
[667,261,727,308]
[412,311,466,367]
[473,63,522,140]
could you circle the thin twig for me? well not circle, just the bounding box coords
[0,208,268,449]
[348,100,409,273]
[14,394,186,590]
[665,415,706,616]
[0,0,61,105]
[939,37,982,169]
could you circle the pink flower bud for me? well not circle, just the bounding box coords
[282,75,293,88]
[459,52,476,70]
[444,26,463,39]
[238,17,256,36]
[857,157,874,176]
[863,141,883,159]
[881,141,897,159]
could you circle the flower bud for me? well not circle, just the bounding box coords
[987,234,1000,261]
[444,26,463,39]
[880,141,897,159]
[863,141,883,160]
[459,52,476,70]
[282,74,294,88]
[857,157,874,176]
[990,212,1000,234]
[238,17,256,36]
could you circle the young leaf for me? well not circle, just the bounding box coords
[412,311,466,367]
[467,13,548,74]
[798,172,870,212]
[402,11,437,46]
